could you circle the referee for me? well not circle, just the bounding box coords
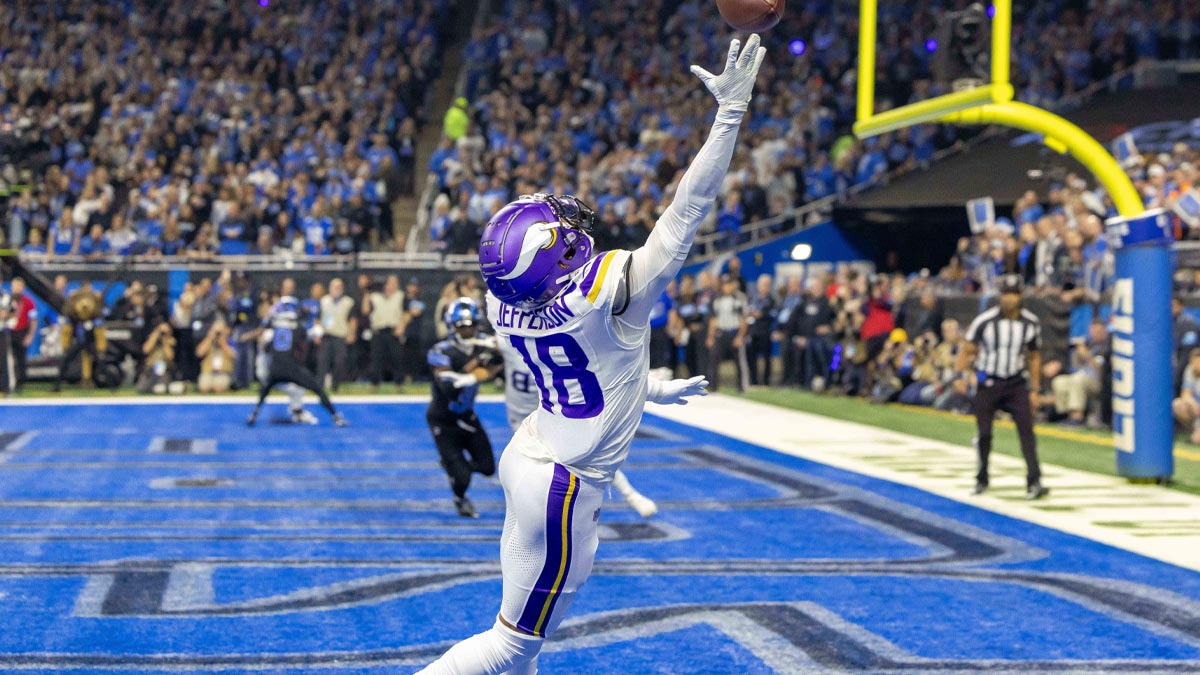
[956,275,1049,499]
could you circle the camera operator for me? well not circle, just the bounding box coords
[138,321,176,394]
[196,318,235,393]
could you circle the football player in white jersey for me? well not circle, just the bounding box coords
[415,34,765,675]
[497,338,697,518]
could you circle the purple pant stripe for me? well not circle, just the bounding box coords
[539,470,577,629]
[515,464,575,636]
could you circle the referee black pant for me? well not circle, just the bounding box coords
[255,353,338,417]
[426,411,495,498]
[973,375,1041,488]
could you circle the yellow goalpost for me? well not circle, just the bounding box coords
[853,0,1141,218]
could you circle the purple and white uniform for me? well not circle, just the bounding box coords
[497,337,541,432]
[488,247,643,482]
[417,34,761,675]
[484,117,743,645]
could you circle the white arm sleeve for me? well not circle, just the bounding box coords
[616,114,743,332]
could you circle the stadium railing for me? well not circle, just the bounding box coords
[19,251,484,274]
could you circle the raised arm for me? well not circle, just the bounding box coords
[619,35,766,325]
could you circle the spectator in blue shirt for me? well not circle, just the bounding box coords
[159,221,186,257]
[806,154,836,201]
[648,289,674,370]
[105,215,139,256]
[63,149,94,196]
[48,215,79,258]
[78,224,112,260]
[717,191,744,247]
[20,229,47,255]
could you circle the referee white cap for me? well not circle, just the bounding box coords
[999,274,1024,295]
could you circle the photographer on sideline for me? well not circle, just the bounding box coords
[138,322,176,394]
[197,318,235,393]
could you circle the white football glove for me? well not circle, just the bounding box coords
[438,371,478,389]
[690,33,767,119]
[648,375,710,406]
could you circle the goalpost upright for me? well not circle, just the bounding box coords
[853,0,1174,480]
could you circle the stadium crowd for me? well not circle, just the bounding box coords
[2,0,1195,258]
[3,134,1200,443]
[648,139,1200,438]
[425,0,1197,254]
[2,0,442,259]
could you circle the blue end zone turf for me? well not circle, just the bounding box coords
[0,401,1198,673]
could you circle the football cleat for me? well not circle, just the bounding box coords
[626,493,659,519]
[291,408,319,425]
[1025,484,1050,500]
[333,414,350,428]
[246,410,258,427]
[454,496,479,518]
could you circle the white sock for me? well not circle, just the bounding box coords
[415,619,542,675]
[287,384,304,412]
[611,470,639,500]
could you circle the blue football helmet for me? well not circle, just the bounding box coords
[444,296,483,330]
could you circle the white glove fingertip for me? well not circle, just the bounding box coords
[739,34,761,67]
[726,39,741,68]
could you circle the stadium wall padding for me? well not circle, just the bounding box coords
[680,221,871,280]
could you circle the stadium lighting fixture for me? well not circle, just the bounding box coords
[790,243,813,261]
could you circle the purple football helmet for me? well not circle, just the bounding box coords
[479,193,596,309]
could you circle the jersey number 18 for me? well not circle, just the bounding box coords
[509,334,604,419]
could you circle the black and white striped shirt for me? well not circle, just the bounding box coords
[964,307,1041,379]
[711,292,747,332]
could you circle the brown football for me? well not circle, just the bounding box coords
[716,0,784,32]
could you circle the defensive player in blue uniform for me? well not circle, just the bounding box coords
[426,297,505,518]
[247,278,347,427]
[416,33,765,675]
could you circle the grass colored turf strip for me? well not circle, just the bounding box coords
[739,388,1200,497]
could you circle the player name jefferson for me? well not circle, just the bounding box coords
[494,294,577,331]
